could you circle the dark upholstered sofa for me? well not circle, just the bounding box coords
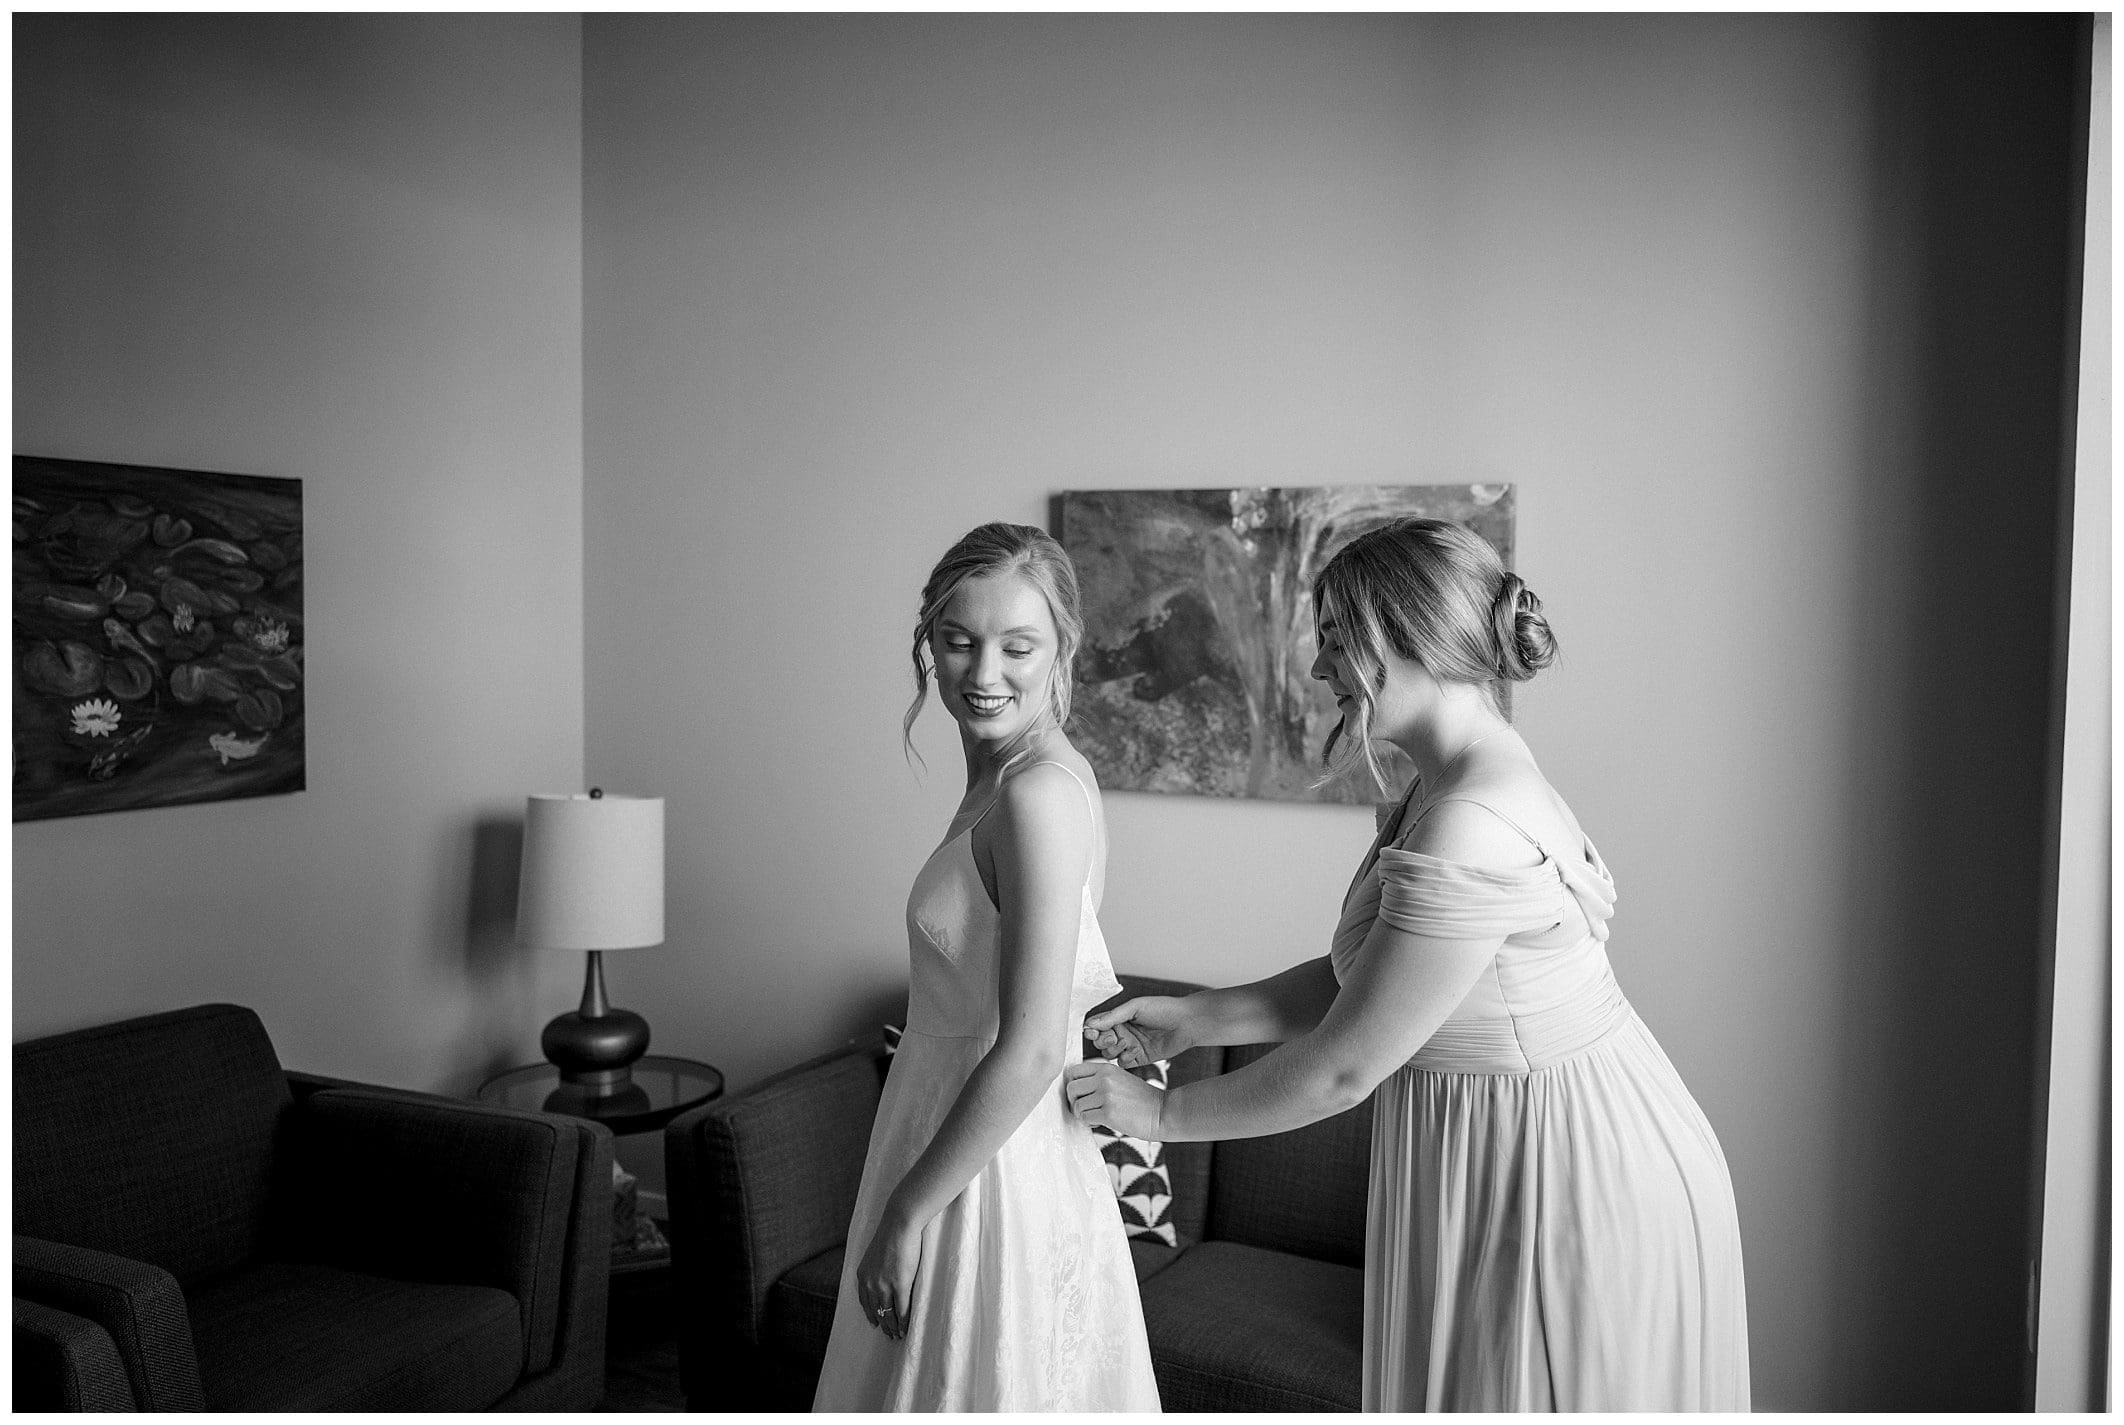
[13,1003,614,1411]
[666,974,1374,1411]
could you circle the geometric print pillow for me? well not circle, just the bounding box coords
[1084,1057,1178,1247]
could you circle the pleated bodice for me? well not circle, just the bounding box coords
[1331,795,1628,1074]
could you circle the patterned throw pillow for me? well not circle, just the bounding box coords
[1085,1056,1178,1248]
[883,1023,1179,1247]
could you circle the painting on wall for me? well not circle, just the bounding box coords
[14,456,305,822]
[1061,484,1514,805]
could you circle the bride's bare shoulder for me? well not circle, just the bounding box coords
[994,756,1095,832]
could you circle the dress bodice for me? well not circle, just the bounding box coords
[1331,792,1628,1074]
[904,764,1122,1051]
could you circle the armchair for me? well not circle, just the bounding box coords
[13,1003,614,1411]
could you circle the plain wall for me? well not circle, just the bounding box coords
[12,14,588,1092]
[583,15,2079,1410]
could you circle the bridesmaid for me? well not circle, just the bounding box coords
[1065,517,1748,1411]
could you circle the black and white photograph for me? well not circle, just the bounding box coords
[12,11,2107,1417]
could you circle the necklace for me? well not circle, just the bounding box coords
[1442,724,1513,778]
[1403,723,1513,816]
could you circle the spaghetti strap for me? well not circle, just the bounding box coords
[1025,760,1099,853]
[1021,761,1103,874]
[1025,760,1097,819]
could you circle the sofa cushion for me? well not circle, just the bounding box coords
[186,1261,522,1411]
[284,1087,583,1375]
[1202,1043,1373,1267]
[1128,1235,1185,1285]
[14,1004,291,1284]
[1137,1240,1363,1411]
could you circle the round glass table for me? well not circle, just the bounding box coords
[475,1054,724,1137]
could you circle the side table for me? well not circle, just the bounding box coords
[477,1055,724,1273]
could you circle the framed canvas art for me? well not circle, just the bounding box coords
[1061,484,1513,805]
[14,455,305,821]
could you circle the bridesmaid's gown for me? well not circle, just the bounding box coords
[1335,787,1751,1411]
[812,762,1161,1412]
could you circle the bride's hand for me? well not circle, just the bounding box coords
[1064,1059,1167,1141]
[1084,995,1194,1068]
[854,1209,923,1342]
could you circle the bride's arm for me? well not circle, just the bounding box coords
[854,763,1089,1333]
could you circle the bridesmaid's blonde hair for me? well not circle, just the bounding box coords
[904,522,1085,768]
[1313,517,1557,795]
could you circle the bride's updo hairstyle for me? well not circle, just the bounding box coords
[903,521,1085,766]
[1313,517,1557,793]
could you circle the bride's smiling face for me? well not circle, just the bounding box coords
[932,571,1059,747]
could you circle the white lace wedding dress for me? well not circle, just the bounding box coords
[812,763,1161,1412]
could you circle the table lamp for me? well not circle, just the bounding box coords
[516,788,664,1093]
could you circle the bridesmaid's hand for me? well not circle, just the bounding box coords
[1064,1059,1167,1140]
[1084,995,1193,1068]
[854,1210,923,1342]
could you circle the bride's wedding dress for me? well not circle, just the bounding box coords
[812,763,1161,1412]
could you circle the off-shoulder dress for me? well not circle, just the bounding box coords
[1332,785,1750,1410]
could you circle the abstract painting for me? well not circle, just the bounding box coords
[1062,485,1513,805]
[14,456,304,821]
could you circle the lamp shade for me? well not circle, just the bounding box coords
[515,793,664,951]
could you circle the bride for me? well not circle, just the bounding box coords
[811,522,1161,1412]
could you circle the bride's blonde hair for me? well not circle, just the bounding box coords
[903,522,1085,769]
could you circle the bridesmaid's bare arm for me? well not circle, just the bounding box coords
[1131,801,1526,1143]
[1178,957,1343,1044]
[1088,956,1344,1068]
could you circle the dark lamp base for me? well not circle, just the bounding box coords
[541,1006,651,1091]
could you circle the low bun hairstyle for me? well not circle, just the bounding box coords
[1492,572,1558,681]
[1313,517,1558,791]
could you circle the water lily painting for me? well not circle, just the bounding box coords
[1061,484,1514,805]
[13,456,304,821]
